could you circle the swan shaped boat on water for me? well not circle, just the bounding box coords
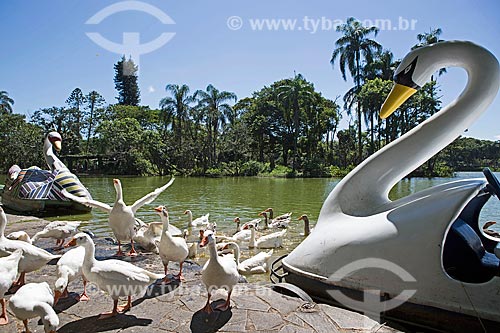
[280,41,500,332]
[0,131,91,215]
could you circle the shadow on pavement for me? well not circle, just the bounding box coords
[57,314,153,333]
[190,300,233,333]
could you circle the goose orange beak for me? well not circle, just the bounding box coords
[199,236,208,247]
[54,290,62,304]
[64,238,77,248]
[380,83,417,119]
[154,206,163,212]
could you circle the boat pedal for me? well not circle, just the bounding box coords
[270,254,289,283]
[269,282,314,303]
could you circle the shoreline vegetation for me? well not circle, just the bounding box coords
[1,22,499,179]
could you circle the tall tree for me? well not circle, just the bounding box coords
[277,74,314,171]
[0,90,14,115]
[114,56,140,106]
[195,84,237,166]
[358,78,393,153]
[330,17,381,162]
[159,84,195,143]
[85,91,106,154]
[66,88,86,138]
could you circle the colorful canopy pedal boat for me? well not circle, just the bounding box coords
[1,132,92,215]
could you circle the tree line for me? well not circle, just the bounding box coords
[1,22,499,177]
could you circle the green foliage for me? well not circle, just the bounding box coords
[441,137,500,171]
[268,165,295,178]
[205,167,222,177]
[242,161,269,176]
[95,117,153,175]
[0,114,44,171]
[114,56,140,106]
[329,165,355,177]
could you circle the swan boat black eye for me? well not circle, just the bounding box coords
[394,56,420,89]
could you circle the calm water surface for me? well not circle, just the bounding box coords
[44,172,500,282]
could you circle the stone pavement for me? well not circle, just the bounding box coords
[2,213,401,333]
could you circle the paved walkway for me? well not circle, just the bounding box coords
[2,214,400,333]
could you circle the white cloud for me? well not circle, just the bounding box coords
[494,134,500,141]
[148,85,155,93]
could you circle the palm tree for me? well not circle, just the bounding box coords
[0,91,14,115]
[412,28,446,78]
[159,84,195,144]
[363,49,398,81]
[195,84,237,165]
[330,17,381,162]
[277,74,314,171]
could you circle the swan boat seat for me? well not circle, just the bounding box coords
[443,191,500,284]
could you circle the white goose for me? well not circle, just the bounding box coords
[183,229,199,259]
[6,231,32,244]
[133,222,162,253]
[66,232,163,319]
[133,217,183,253]
[32,221,81,248]
[234,217,261,232]
[259,211,290,229]
[63,177,175,256]
[155,206,189,283]
[0,249,23,325]
[0,206,60,286]
[53,245,88,304]
[222,242,273,275]
[216,217,261,244]
[9,282,59,333]
[199,230,239,313]
[264,208,292,222]
[233,217,260,241]
[184,210,210,228]
[248,224,286,249]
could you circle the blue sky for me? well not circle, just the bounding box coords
[2,0,500,140]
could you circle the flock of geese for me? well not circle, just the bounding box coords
[0,177,314,332]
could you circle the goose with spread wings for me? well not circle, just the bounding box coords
[63,177,175,256]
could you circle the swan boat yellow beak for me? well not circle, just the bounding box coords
[380,83,417,119]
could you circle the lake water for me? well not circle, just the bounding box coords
[39,172,500,281]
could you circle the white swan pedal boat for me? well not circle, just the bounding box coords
[275,41,500,332]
